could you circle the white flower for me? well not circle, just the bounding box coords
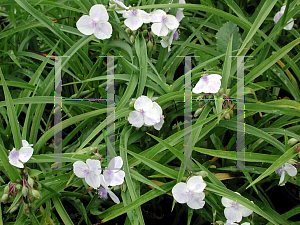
[172,176,206,209]
[99,174,120,204]
[103,156,125,186]
[221,193,253,223]
[274,5,294,30]
[123,9,151,31]
[76,4,112,39]
[225,222,250,225]
[192,74,222,94]
[150,10,179,36]
[275,163,297,186]
[175,0,186,22]
[8,140,34,168]
[128,95,161,128]
[109,0,129,14]
[73,159,101,189]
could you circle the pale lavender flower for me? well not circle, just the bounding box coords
[274,5,294,30]
[150,10,179,36]
[193,74,222,94]
[172,176,206,209]
[222,193,253,223]
[103,156,125,187]
[99,174,120,204]
[8,140,34,168]
[73,159,101,189]
[275,163,297,186]
[128,95,161,128]
[123,9,151,31]
[76,4,112,39]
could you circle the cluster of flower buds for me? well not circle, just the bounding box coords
[1,169,42,216]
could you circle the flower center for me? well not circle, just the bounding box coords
[231,201,240,209]
[83,169,90,175]
[91,21,98,28]
[162,15,168,23]
[173,30,179,40]
[186,190,195,198]
[131,9,138,16]
[11,150,19,159]
[202,75,209,82]
[275,166,284,174]
[98,187,108,200]
[139,109,145,115]
[106,169,113,176]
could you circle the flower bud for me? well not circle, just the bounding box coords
[23,203,29,215]
[218,88,224,96]
[152,44,156,52]
[1,194,8,202]
[129,98,136,107]
[91,153,102,160]
[9,205,19,213]
[147,40,153,51]
[22,186,28,197]
[32,190,41,200]
[225,113,230,120]
[28,176,34,188]
[109,3,116,9]
[229,110,233,117]
[142,24,147,30]
[143,30,148,37]
[15,184,22,190]
[288,138,299,146]
[226,88,231,96]
[141,126,147,132]
[288,159,297,165]
[194,108,203,118]
[130,35,135,43]
[125,27,131,35]
[36,182,42,191]
[193,171,208,178]
[198,101,205,107]
[210,101,214,106]
[4,185,9,194]
[132,30,137,35]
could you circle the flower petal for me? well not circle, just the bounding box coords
[73,161,89,178]
[94,22,112,39]
[22,140,33,147]
[85,172,101,189]
[222,197,234,207]
[76,15,94,35]
[187,176,206,193]
[207,74,222,81]
[100,174,109,189]
[186,192,205,209]
[8,149,24,168]
[239,205,253,217]
[137,9,152,23]
[18,147,33,163]
[176,9,184,22]
[110,170,125,186]
[108,156,123,170]
[124,16,143,30]
[152,102,163,115]
[90,4,108,22]
[284,163,297,176]
[172,182,189,203]
[153,116,164,130]
[207,80,221,93]
[284,18,294,30]
[224,207,243,223]
[86,159,101,174]
[165,15,179,30]
[134,96,153,112]
[151,23,169,37]
[143,108,161,126]
[128,111,144,128]
[151,10,166,22]
[192,78,206,94]
[108,189,120,204]
[273,12,283,24]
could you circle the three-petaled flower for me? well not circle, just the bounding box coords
[8,140,34,168]
[150,10,179,36]
[73,159,102,189]
[98,174,120,204]
[221,193,253,223]
[172,176,206,209]
[274,5,294,30]
[76,4,113,39]
[123,9,152,31]
[102,156,125,186]
[275,162,297,186]
[128,95,162,129]
[192,74,222,94]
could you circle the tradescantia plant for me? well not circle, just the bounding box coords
[0,0,300,224]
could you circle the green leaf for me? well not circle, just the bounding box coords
[216,21,241,54]
[52,197,74,225]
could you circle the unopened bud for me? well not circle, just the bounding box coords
[198,101,205,107]
[129,98,136,107]
[141,126,147,132]
[32,190,41,200]
[193,171,208,178]
[1,194,8,202]
[132,30,137,35]
[194,108,203,118]
[215,221,224,225]
[229,110,233,117]
[15,184,22,190]
[218,88,224,95]
[288,159,297,165]
[225,113,230,120]
[226,88,231,96]
[36,182,42,191]
[288,138,299,146]
[125,27,131,35]
[109,3,116,9]
[91,153,102,160]
[147,40,153,51]
[210,101,214,106]
[142,24,147,30]
[130,35,135,43]
[22,186,28,197]
[28,176,34,188]
[4,185,9,194]
[143,29,148,37]
[9,205,19,213]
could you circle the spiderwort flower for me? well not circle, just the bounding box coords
[76,4,112,39]
[193,74,222,94]
[103,156,125,186]
[172,176,206,209]
[8,140,34,168]
[225,222,250,225]
[274,5,294,30]
[123,9,152,31]
[99,174,120,204]
[221,193,253,223]
[109,0,129,14]
[150,10,179,36]
[73,159,101,189]
[275,163,297,186]
[128,95,161,128]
